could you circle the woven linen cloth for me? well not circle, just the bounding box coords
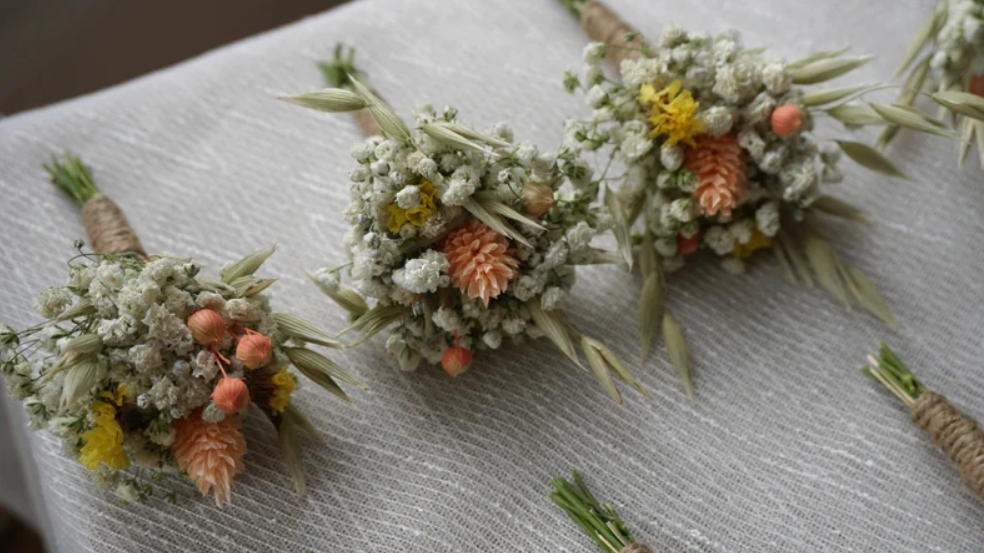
[1,0,983,550]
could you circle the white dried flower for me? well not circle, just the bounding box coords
[392,251,449,294]
[660,143,684,171]
[704,226,735,256]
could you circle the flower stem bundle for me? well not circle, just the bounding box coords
[550,471,652,553]
[1,154,362,506]
[285,45,646,402]
[557,0,914,394]
[864,343,984,501]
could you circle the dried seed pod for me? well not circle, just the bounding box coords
[188,309,226,347]
[211,378,251,415]
[441,346,473,377]
[236,332,272,370]
[771,104,804,137]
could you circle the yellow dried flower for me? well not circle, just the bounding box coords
[78,385,129,471]
[387,181,436,233]
[269,369,296,415]
[733,228,774,258]
[639,80,705,146]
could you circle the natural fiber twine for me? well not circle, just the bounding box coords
[80,194,146,257]
[911,391,984,501]
[580,0,644,69]
[620,543,654,553]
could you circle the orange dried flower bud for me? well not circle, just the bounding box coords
[188,309,226,346]
[522,181,555,217]
[970,75,984,97]
[770,104,803,137]
[236,332,271,370]
[212,378,251,415]
[441,346,473,377]
[677,234,700,256]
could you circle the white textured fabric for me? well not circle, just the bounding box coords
[1,0,983,550]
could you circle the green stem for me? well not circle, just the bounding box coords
[44,152,100,207]
[862,343,925,408]
[559,0,588,18]
[318,43,364,90]
[550,471,636,553]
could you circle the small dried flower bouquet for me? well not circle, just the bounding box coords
[1,155,362,505]
[560,2,905,391]
[282,80,646,401]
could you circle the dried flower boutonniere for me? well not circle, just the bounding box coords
[557,0,916,394]
[886,0,984,165]
[864,344,984,502]
[0,154,362,505]
[280,47,646,402]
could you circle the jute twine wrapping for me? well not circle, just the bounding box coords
[80,194,146,257]
[911,391,984,501]
[620,544,654,553]
[580,0,644,70]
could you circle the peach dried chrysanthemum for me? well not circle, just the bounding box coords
[443,219,519,307]
[684,134,746,217]
[172,410,246,506]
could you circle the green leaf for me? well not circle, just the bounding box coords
[278,89,367,112]
[462,197,531,247]
[662,311,693,398]
[421,123,493,155]
[273,313,344,349]
[836,140,908,179]
[307,272,369,316]
[274,410,307,498]
[61,334,103,355]
[581,335,621,403]
[473,193,545,231]
[844,267,897,329]
[932,90,984,122]
[220,246,276,283]
[433,121,511,148]
[284,347,363,398]
[788,46,852,69]
[869,103,953,138]
[803,234,850,306]
[56,298,95,321]
[639,272,664,361]
[595,339,647,398]
[810,195,870,224]
[528,298,578,366]
[826,104,885,126]
[958,116,976,166]
[777,232,814,287]
[229,276,277,298]
[894,2,946,79]
[603,185,633,270]
[348,76,412,142]
[800,84,872,107]
[341,304,405,345]
[791,55,875,85]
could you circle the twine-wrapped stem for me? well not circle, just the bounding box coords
[45,153,147,257]
[579,0,645,70]
[911,391,984,501]
[80,194,147,257]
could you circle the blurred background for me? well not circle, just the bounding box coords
[0,2,350,549]
[0,0,349,116]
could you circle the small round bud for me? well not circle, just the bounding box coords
[236,332,271,370]
[441,346,473,377]
[188,309,226,346]
[521,181,555,217]
[770,104,803,137]
[677,233,700,256]
[211,378,250,415]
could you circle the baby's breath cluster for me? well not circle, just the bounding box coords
[286,80,645,401]
[2,242,358,505]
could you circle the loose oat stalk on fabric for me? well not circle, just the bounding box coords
[557,0,916,395]
[550,471,653,553]
[0,153,362,506]
[864,343,984,502]
[284,45,647,402]
[885,0,984,166]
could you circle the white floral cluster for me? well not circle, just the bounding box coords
[2,253,282,471]
[327,104,612,371]
[565,26,847,272]
[928,0,984,89]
